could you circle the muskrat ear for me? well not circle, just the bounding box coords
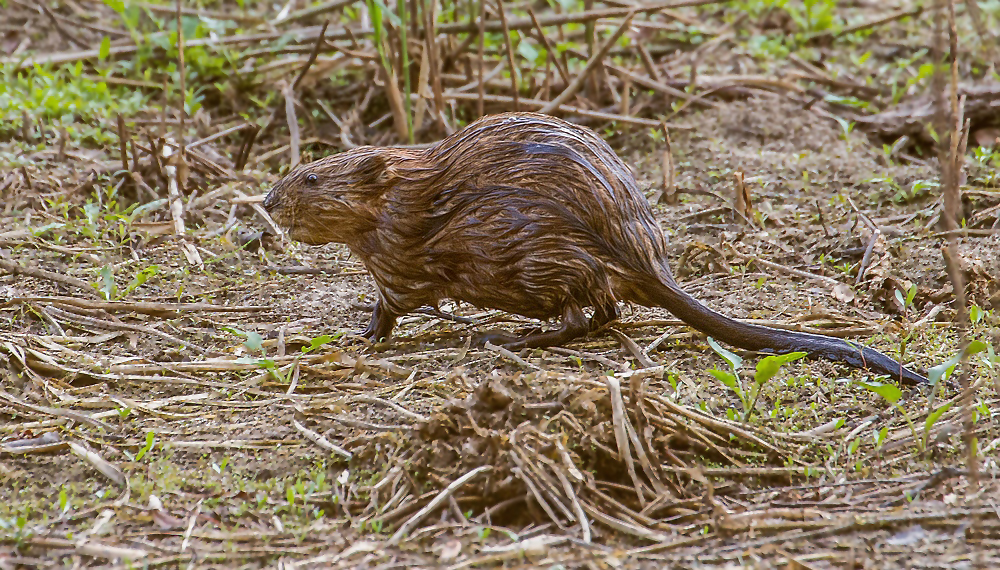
[352,153,397,186]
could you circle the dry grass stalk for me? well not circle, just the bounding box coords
[527,7,570,85]
[609,328,655,368]
[608,64,712,106]
[727,246,842,288]
[477,0,485,117]
[283,82,301,167]
[659,121,676,204]
[583,0,598,101]
[387,465,492,545]
[116,113,130,176]
[378,52,409,140]
[484,340,540,369]
[0,389,114,431]
[2,0,730,71]
[423,0,448,134]
[539,10,636,114]
[941,0,978,492]
[2,298,270,317]
[605,375,647,506]
[444,91,664,126]
[67,440,128,490]
[732,170,751,224]
[0,259,99,297]
[175,0,186,178]
[494,0,519,111]
[45,305,211,355]
[292,418,353,459]
[620,75,632,118]
[637,42,660,81]
[963,0,1000,72]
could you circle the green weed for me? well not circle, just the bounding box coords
[706,337,806,422]
[0,63,148,148]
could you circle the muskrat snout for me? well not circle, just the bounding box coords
[262,187,280,212]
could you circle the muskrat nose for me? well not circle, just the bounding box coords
[262,189,279,211]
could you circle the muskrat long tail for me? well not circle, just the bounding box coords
[650,280,927,386]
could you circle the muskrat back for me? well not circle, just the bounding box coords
[263,112,926,385]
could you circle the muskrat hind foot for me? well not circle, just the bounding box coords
[472,330,522,347]
[357,323,388,345]
[343,332,374,349]
[477,312,592,351]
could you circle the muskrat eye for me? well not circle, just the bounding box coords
[306,173,318,184]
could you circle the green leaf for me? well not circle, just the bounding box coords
[122,265,158,298]
[180,15,200,42]
[894,289,905,307]
[516,39,539,64]
[754,352,807,385]
[924,402,953,442]
[832,115,852,137]
[928,341,988,387]
[856,380,902,404]
[31,222,65,237]
[224,327,265,354]
[966,340,988,356]
[708,369,744,406]
[366,0,383,38]
[823,93,869,110]
[99,264,116,300]
[99,36,111,60]
[103,0,124,14]
[244,331,264,353]
[970,305,982,323]
[127,198,168,222]
[928,355,960,386]
[134,431,155,461]
[302,334,337,353]
[915,62,936,80]
[123,5,141,31]
[708,368,738,389]
[706,337,742,371]
[370,0,401,26]
[875,425,888,448]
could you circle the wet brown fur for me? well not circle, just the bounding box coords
[264,112,926,385]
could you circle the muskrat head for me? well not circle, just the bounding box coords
[262,148,399,245]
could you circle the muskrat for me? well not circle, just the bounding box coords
[263,112,926,385]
